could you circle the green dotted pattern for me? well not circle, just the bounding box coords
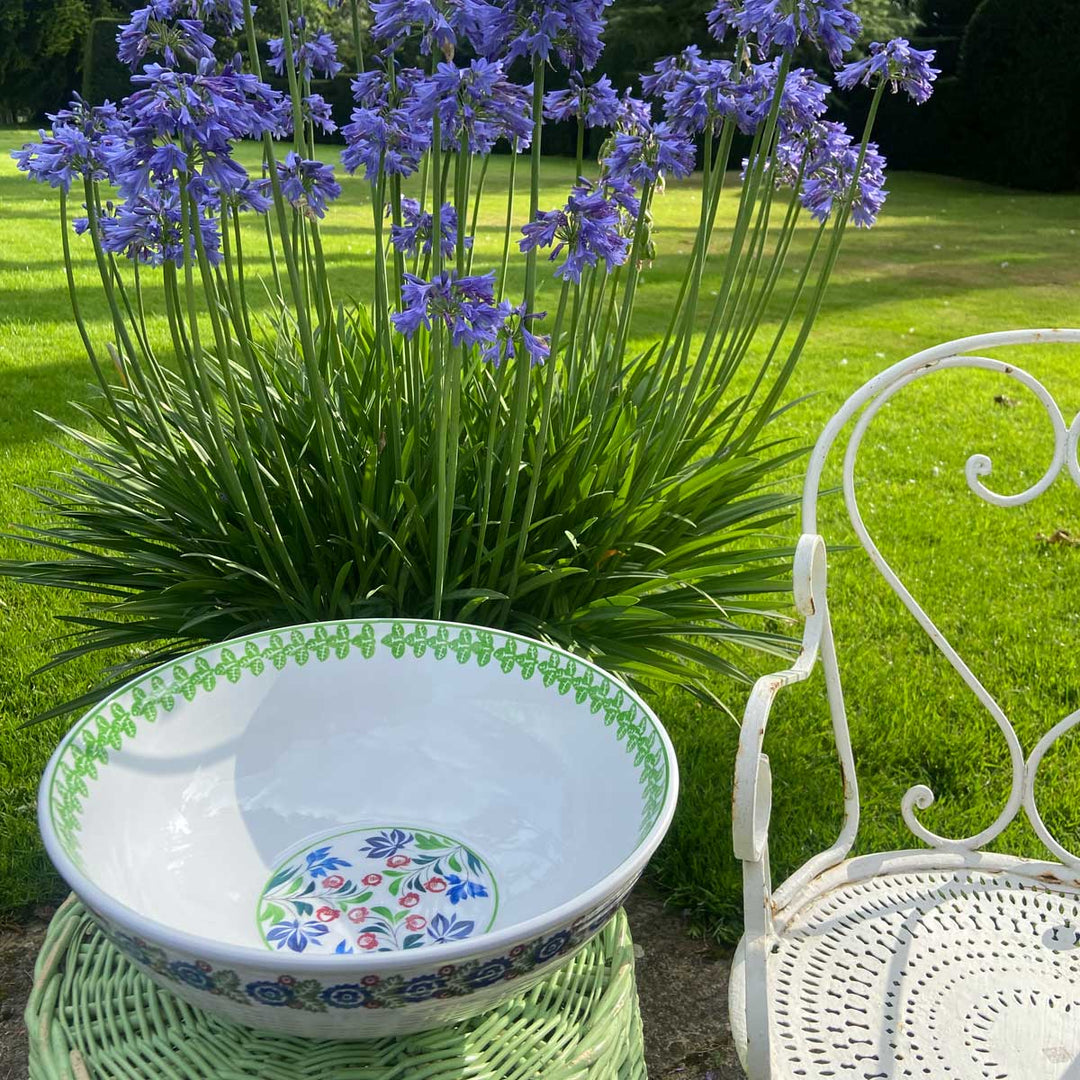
[49,622,670,871]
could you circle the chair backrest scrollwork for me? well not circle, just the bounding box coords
[803,329,1080,867]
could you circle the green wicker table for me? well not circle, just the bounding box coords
[25,896,647,1080]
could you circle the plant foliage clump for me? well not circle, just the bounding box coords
[6,0,937,720]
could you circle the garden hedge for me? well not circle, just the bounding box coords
[957,0,1080,191]
[81,19,130,108]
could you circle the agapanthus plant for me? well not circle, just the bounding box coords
[6,0,934,721]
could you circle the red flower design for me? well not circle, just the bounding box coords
[362,873,383,886]
[196,960,212,972]
[316,906,340,923]
[361,975,381,986]
[399,892,420,908]
[322,874,345,889]
[386,854,411,868]
[426,877,447,893]
[405,914,427,931]
[347,906,370,924]
[356,933,378,951]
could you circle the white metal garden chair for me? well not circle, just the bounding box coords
[729,328,1080,1079]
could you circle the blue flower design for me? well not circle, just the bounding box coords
[167,960,213,990]
[445,873,489,905]
[534,930,572,964]
[466,957,511,988]
[304,845,352,878]
[397,973,447,1002]
[319,983,369,1008]
[266,918,330,953]
[246,980,295,1006]
[361,828,414,860]
[427,912,475,944]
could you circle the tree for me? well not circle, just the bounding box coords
[852,0,921,41]
[0,0,125,122]
[598,0,923,92]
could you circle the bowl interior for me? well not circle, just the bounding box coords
[46,622,671,958]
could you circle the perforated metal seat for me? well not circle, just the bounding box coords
[727,331,1080,1079]
[731,857,1080,1078]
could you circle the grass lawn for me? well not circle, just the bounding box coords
[2,127,1079,935]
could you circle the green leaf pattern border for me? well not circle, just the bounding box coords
[49,621,671,873]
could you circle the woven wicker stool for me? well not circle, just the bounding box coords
[26,897,646,1080]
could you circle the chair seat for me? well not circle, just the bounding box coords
[735,867,1080,1079]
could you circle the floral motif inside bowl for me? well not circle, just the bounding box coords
[39,620,677,1037]
[258,827,498,954]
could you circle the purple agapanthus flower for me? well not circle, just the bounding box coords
[520,180,631,283]
[276,151,341,218]
[614,90,652,134]
[390,199,471,258]
[661,58,739,135]
[302,92,338,135]
[641,46,705,99]
[370,0,497,57]
[98,179,224,266]
[110,59,288,199]
[11,97,129,192]
[189,0,244,31]
[836,38,939,104]
[486,0,615,71]
[705,0,741,41]
[709,0,862,67]
[342,60,431,180]
[482,302,550,366]
[729,60,830,136]
[341,107,431,180]
[116,1,216,70]
[268,18,343,79]
[788,120,888,228]
[544,73,620,128]
[392,270,508,349]
[411,59,533,154]
[603,122,696,186]
[349,62,427,109]
[225,178,273,214]
[602,174,641,219]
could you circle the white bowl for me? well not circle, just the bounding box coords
[39,620,678,1037]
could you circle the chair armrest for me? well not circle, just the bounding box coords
[732,534,828,863]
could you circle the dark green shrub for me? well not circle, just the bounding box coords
[959,0,1080,191]
[81,18,129,106]
[919,0,982,33]
[842,74,968,176]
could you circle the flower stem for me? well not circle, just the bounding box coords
[521,60,546,317]
[497,144,518,302]
[505,277,572,608]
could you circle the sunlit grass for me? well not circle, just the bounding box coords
[2,128,1079,926]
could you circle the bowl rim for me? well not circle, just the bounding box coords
[38,618,679,974]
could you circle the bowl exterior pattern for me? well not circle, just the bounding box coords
[87,882,635,1036]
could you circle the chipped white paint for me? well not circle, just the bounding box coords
[730,329,1080,1079]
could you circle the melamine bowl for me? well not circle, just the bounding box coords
[39,619,677,1037]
